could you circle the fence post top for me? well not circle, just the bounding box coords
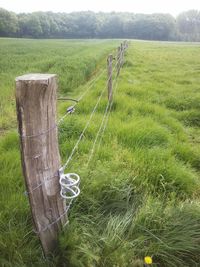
[15,73,57,82]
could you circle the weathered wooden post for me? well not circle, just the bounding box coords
[117,46,121,76]
[125,40,129,49]
[107,54,113,102]
[121,43,124,66]
[15,74,66,255]
[124,41,126,50]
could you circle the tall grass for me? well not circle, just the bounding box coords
[0,39,118,131]
[0,40,200,266]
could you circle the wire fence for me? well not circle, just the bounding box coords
[23,41,129,235]
[60,47,124,172]
[87,74,120,166]
[58,67,106,124]
[58,45,125,124]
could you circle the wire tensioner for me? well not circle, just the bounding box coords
[59,171,80,200]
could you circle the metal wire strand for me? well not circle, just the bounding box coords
[60,48,124,172]
[97,80,120,152]
[59,52,124,170]
[87,75,119,165]
[60,83,106,172]
[58,68,106,124]
[96,47,126,148]
[57,48,123,125]
[20,124,57,138]
[34,202,71,234]
[24,172,59,195]
[86,45,127,163]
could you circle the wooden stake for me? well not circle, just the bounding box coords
[107,55,113,102]
[121,43,124,66]
[124,40,127,49]
[125,40,129,49]
[16,73,66,255]
[117,46,121,76]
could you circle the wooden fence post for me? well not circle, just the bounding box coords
[125,40,129,49]
[121,43,124,66]
[107,54,113,102]
[117,47,121,76]
[123,41,126,50]
[15,74,66,256]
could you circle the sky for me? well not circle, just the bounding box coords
[0,0,199,16]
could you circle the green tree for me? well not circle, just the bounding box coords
[0,8,18,36]
[124,14,175,40]
[97,13,124,38]
[18,13,43,38]
[177,10,200,41]
[0,7,200,41]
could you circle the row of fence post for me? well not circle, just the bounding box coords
[15,40,129,256]
[107,40,129,103]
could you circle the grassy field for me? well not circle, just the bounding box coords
[0,39,200,267]
[0,39,118,131]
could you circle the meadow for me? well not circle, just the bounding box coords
[0,39,200,267]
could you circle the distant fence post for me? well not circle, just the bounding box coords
[15,74,66,256]
[121,43,124,66]
[107,54,113,102]
[123,40,127,51]
[125,40,129,49]
[117,46,121,76]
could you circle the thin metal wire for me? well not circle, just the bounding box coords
[24,172,59,195]
[60,83,106,172]
[98,47,126,146]
[86,47,126,164]
[57,48,123,125]
[87,74,119,165]
[58,68,106,124]
[58,98,78,102]
[87,102,111,165]
[20,124,57,139]
[76,69,106,103]
[60,53,123,172]
[34,202,71,234]
[86,70,117,164]
[97,76,120,152]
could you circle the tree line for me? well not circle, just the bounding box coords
[0,8,200,41]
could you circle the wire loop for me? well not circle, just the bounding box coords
[59,171,80,200]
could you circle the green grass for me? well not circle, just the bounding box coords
[0,38,118,131]
[1,39,200,266]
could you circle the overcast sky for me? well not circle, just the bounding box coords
[0,0,199,16]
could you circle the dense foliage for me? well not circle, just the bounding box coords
[0,8,200,41]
